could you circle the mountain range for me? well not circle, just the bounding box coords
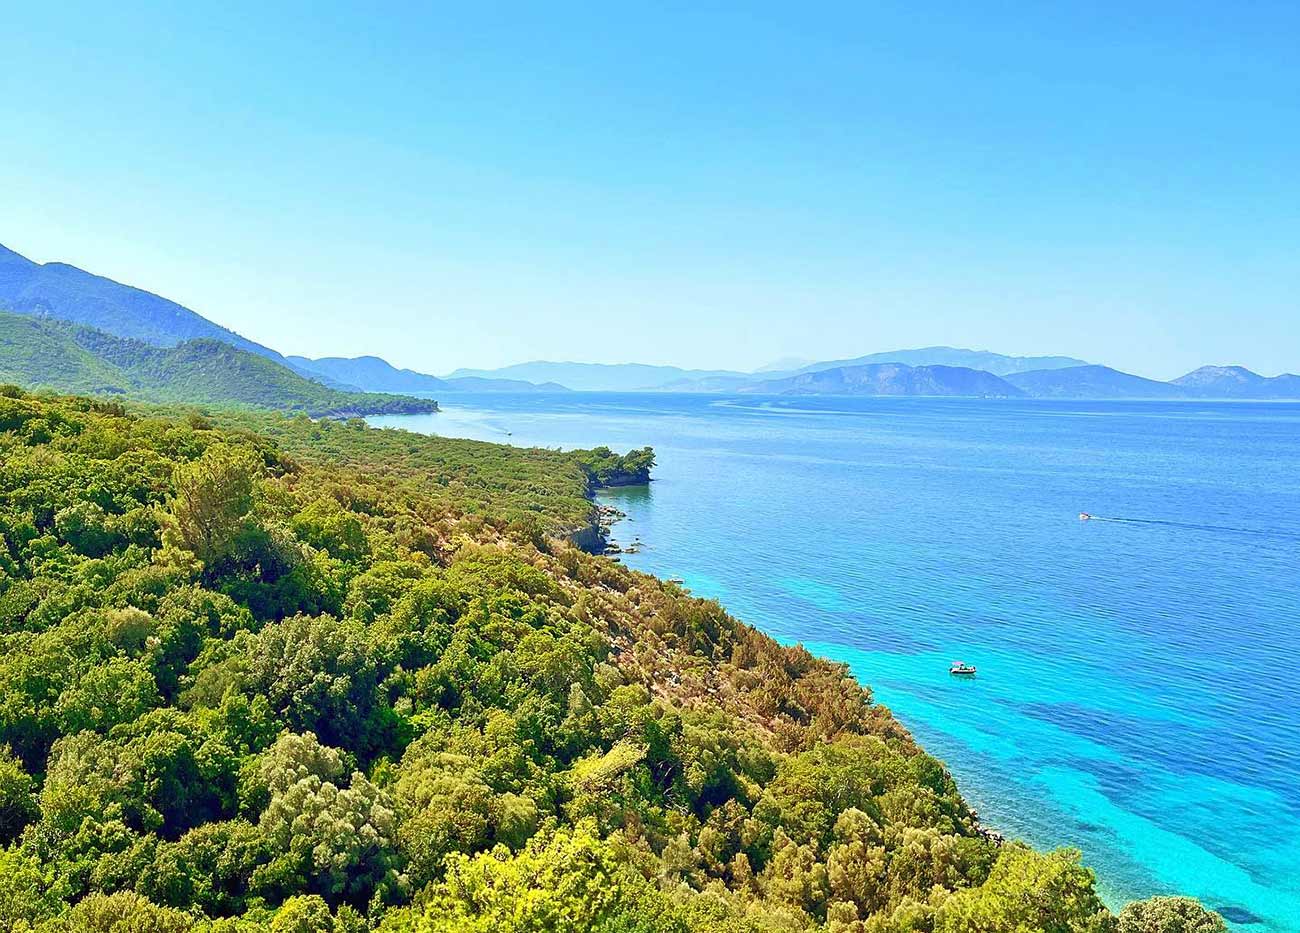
[0,243,543,409]
[287,355,567,395]
[2,240,1297,404]
[444,348,1092,394]
[648,348,1090,393]
[0,242,285,362]
[791,347,1090,377]
[741,362,1300,399]
[445,361,750,392]
[739,363,1025,397]
[450,357,1300,400]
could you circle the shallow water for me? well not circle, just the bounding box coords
[372,393,1300,930]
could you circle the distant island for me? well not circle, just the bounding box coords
[1172,365,1300,399]
[765,347,1092,378]
[739,363,1025,397]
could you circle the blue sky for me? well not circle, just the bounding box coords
[3,1,1297,378]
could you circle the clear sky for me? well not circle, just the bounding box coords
[3,2,1297,379]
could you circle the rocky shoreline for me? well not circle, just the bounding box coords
[596,503,646,556]
[566,497,640,555]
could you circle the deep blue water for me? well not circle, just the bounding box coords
[372,393,1300,930]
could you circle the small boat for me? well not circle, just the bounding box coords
[1079,512,1092,521]
[949,660,977,676]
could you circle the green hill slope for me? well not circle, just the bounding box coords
[0,312,436,416]
[0,310,128,393]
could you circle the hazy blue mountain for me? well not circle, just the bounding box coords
[1005,365,1187,399]
[0,242,285,362]
[1172,365,1300,399]
[280,362,362,391]
[289,355,449,394]
[0,243,562,398]
[795,347,1089,377]
[741,363,1024,397]
[293,355,568,393]
[451,350,1094,393]
[654,346,1090,392]
[446,361,749,392]
[754,356,814,373]
[0,312,436,416]
[441,376,571,393]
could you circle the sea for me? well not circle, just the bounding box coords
[371,392,1300,931]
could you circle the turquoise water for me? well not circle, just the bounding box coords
[372,394,1300,930]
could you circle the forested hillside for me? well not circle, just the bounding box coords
[0,313,435,417]
[0,390,1220,932]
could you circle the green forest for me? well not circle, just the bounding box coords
[0,388,1222,933]
[0,313,435,417]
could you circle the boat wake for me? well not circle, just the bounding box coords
[1081,514,1300,541]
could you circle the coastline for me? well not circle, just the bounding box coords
[566,497,634,555]
[368,395,1297,930]
[587,476,1270,928]
[567,449,654,553]
[592,490,1013,845]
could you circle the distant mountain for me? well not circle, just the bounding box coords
[440,376,570,393]
[654,347,1091,393]
[741,363,1024,397]
[0,242,285,362]
[449,350,1096,394]
[754,356,814,373]
[739,360,1300,400]
[289,355,448,394]
[0,243,572,400]
[10,241,1292,405]
[1005,365,1186,399]
[292,355,569,394]
[796,347,1089,377]
[0,312,436,417]
[446,361,748,392]
[1172,365,1300,399]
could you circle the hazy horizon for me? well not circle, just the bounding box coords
[6,3,1298,380]
[2,235,1294,381]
